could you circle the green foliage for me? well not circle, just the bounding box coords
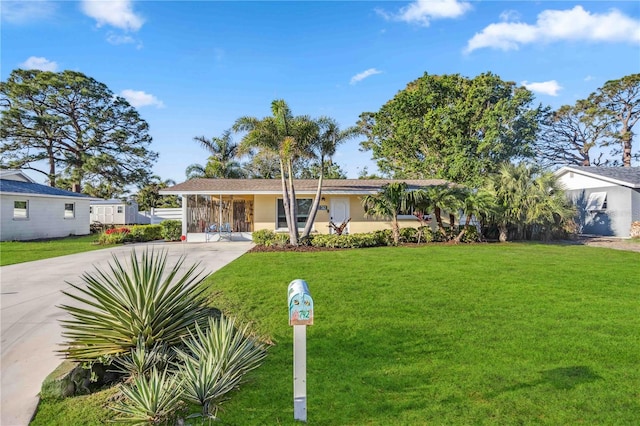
[128,225,163,242]
[251,229,276,246]
[310,232,388,249]
[0,69,157,190]
[176,316,267,418]
[59,249,210,361]
[186,130,245,179]
[399,226,418,243]
[359,72,542,186]
[134,176,180,211]
[362,182,421,244]
[111,339,174,381]
[97,227,131,245]
[159,220,182,241]
[110,367,184,425]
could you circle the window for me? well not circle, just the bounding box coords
[585,192,607,212]
[89,206,93,214]
[13,200,28,219]
[117,206,124,214]
[277,199,312,229]
[64,203,75,219]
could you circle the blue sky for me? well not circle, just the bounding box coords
[2,0,639,184]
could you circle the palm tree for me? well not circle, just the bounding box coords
[421,184,459,238]
[453,188,495,243]
[362,182,417,245]
[486,162,575,241]
[186,129,244,179]
[234,100,317,245]
[301,117,360,239]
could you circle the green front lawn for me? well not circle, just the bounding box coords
[0,235,111,266]
[32,243,640,425]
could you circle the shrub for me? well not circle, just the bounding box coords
[372,229,393,246]
[59,249,211,361]
[273,232,290,247]
[160,220,182,241]
[459,226,480,243]
[110,367,184,425]
[311,233,384,249]
[176,316,267,419]
[97,227,131,245]
[399,227,418,243]
[128,225,163,243]
[252,229,276,246]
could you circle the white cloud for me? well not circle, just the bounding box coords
[1,0,56,24]
[584,75,594,82]
[120,90,164,108]
[20,56,58,72]
[376,0,471,26]
[81,0,144,31]
[521,80,562,96]
[466,6,640,53]
[350,68,382,85]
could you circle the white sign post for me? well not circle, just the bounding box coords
[288,279,314,423]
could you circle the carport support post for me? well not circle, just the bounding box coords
[293,324,307,422]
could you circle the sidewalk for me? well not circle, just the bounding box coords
[0,241,253,426]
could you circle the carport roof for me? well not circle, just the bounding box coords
[161,178,449,195]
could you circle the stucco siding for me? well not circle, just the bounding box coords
[1,195,91,241]
[567,186,634,237]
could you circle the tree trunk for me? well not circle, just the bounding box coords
[392,216,400,245]
[498,223,508,242]
[434,207,446,235]
[301,163,323,239]
[622,127,632,167]
[279,159,294,244]
[287,160,298,246]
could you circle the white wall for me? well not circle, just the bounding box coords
[139,208,182,224]
[1,195,91,241]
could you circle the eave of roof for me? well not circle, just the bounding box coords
[556,166,640,188]
[0,179,99,199]
[160,178,450,195]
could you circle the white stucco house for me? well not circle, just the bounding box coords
[555,166,640,238]
[0,170,96,241]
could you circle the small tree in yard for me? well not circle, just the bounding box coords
[362,182,418,245]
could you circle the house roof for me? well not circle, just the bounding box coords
[91,199,137,205]
[556,166,640,189]
[0,169,36,183]
[161,178,449,195]
[0,179,94,199]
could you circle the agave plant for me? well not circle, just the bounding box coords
[59,249,211,361]
[176,315,268,418]
[110,367,183,425]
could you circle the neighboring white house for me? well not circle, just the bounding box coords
[90,199,150,225]
[0,170,95,241]
[556,166,640,238]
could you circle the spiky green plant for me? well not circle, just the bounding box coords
[110,367,183,425]
[111,338,174,382]
[59,249,211,361]
[176,315,268,418]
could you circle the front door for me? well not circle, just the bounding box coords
[330,198,350,234]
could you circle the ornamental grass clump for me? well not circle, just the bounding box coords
[59,249,211,361]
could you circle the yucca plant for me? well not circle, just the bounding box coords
[59,249,211,361]
[110,367,183,425]
[176,315,268,418]
[111,337,174,382]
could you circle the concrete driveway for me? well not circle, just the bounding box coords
[0,241,253,426]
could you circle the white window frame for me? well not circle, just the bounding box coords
[64,202,76,219]
[13,200,29,219]
[585,192,607,212]
[276,198,313,231]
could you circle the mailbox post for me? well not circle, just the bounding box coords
[288,279,314,422]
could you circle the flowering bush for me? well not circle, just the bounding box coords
[105,227,131,235]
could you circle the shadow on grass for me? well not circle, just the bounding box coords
[487,366,602,398]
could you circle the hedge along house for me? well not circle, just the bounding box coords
[0,170,96,241]
[555,166,640,238]
[160,178,447,242]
